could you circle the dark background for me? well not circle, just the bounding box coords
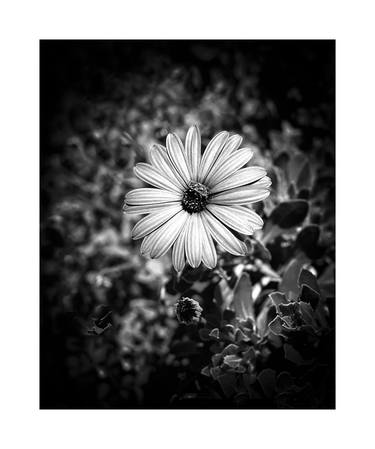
[40,40,335,408]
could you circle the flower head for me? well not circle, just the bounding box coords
[175,297,203,324]
[124,126,271,271]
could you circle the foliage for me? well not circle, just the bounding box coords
[41,41,334,408]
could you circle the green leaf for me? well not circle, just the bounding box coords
[269,200,309,229]
[232,273,254,321]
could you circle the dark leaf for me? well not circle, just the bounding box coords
[284,343,313,365]
[269,200,309,229]
[210,367,222,380]
[296,225,321,258]
[276,372,294,391]
[298,268,321,295]
[299,301,317,328]
[300,284,320,309]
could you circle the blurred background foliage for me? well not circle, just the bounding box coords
[40,40,335,408]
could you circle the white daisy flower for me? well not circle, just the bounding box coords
[124,126,271,271]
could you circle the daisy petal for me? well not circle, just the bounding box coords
[201,210,247,256]
[185,213,202,268]
[134,163,182,193]
[131,204,182,239]
[251,176,272,189]
[207,204,255,235]
[148,210,188,258]
[149,145,186,189]
[219,134,243,159]
[210,167,267,194]
[232,206,264,229]
[125,188,182,205]
[211,186,270,205]
[124,202,181,215]
[172,219,189,272]
[185,125,201,181]
[166,133,191,183]
[140,234,153,256]
[200,216,217,269]
[205,147,254,187]
[198,131,229,183]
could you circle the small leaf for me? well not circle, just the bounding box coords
[221,343,239,356]
[200,366,210,377]
[269,200,309,229]
[278,302,300,317]
[235,328,250,342]
[209,328,220,339]
[269,291,288,308]
[223,354,242,368]
[268,316,285,335]
[232,273,254,321]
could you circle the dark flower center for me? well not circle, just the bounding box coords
[181,181,209,214]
